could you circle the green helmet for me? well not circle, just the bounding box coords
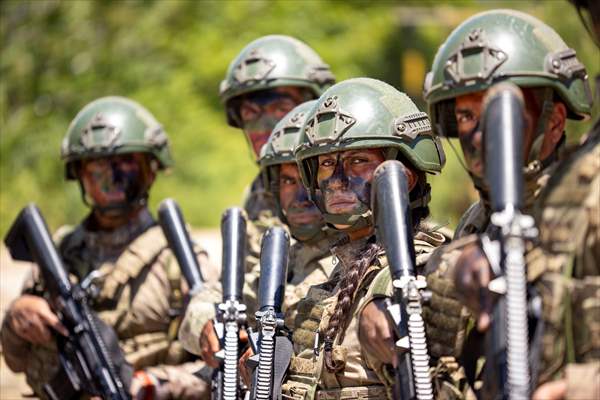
[259,100,328,241]
[61,96,173,179]
[295,77,445,230]
[259,100,317,186]
[424,9,592,138]
[219,35,335,127]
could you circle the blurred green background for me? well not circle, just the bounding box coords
[1,0,598,235]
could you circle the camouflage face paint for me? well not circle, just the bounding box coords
[317,153,372,217]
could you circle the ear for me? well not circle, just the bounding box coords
[540,102,567,158]
[406,167,419,192]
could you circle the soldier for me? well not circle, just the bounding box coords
[282,77,448,399]
[178,101,339,374]
[528,2,600,398]
[416,8,595,399]
[0,96,216,399]
[219,34,335,221]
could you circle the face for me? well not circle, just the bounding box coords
[316,149,386,217]
[278,162,323,230]
[79,153,154,209]
[454,89,541,178]
[239,86,307,158]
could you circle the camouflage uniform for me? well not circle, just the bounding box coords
[290,78,447,399]
[2,210,217,399]
[421,9,595,397]
[528,123,600,398]
[178,224,336,356]
[179,100,337,356]
[0,96,217,399]
[218,35,335,222]
[282,230,447,399]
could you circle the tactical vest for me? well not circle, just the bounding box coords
[58,223,189,369]
[529,130,600,384]
[282,229,446,400]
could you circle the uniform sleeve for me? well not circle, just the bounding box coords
[144,360,212,400]
[178,281,223,355]
[178,261,262,357]
[0,262,45,373]
[0,311,31,372]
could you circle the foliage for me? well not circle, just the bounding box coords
[1,0,598,234]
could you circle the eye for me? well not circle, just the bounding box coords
[281,176,296,185]
[349,156,369,165]
[456,111,476,125]
[319,158,336,167]
[240,102,261,122]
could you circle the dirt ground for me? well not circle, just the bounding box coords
[0,228,221,399]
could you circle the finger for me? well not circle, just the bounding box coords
[477,312,491,333]
[200,339,219,369]
[239,328,248,342]
[39,308,68,337]
[26,316,53,344]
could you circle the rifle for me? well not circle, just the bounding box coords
[249,227,291,400]
[4,204,132,400]
[212,207,248,400]
[372,160,433,400]
[157,198,204,295]
[481,82,538,399]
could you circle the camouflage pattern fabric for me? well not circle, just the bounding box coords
[282,227,446,400]
[529,122,600,397]
[178,214,336,356]
[0,208,217,400]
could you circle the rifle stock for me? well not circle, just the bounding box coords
[158,198,204,295]
[372,160,433,400]
[4,204,131,400]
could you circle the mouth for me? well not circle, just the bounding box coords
[287,210,322,225]
[325,194,359,213]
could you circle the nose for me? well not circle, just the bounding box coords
[293,187,313,207]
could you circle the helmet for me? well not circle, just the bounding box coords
[219,35,335,127]
[259,100,327,241]
[260,100,317,186]
[61,96,173,179]
[424,9,592,138]
[295,77,445,230]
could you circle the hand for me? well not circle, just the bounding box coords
[238,346,254,387]
[199,320,221,368]
[532,379,567,400]
[358,299,395,365]
[130,370,156,400]
[453,242,495,332]
[199,320,249,368]
[8,294,68,344]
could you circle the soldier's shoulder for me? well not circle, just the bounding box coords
[538,132,600,208]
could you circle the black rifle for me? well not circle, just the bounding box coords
[4,204,132,400]
[372,160,433,400]
[158,198,204,295]
[249,227,291,400]
[481,82,538,400]
[212,207,248,400]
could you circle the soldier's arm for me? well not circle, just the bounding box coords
[0,263,51,372]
